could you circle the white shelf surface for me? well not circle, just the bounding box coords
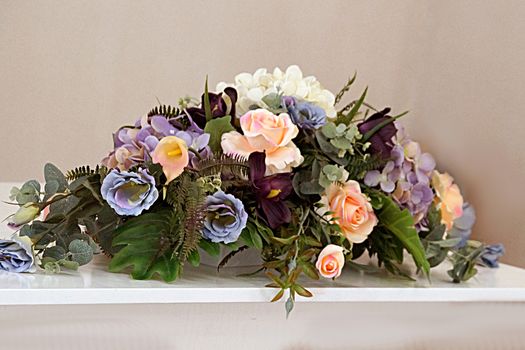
[1,182,524,306]
[0,255,524,305]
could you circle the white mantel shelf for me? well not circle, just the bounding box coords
[0,255,524,306]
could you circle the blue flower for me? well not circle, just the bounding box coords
[0,236,35,273]
[282,96,327,130]
[479,243,505,268]
[202,191,248,244]
[101,168,159,216]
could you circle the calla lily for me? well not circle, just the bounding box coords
[151,136,189,184]
[248,152,293,228]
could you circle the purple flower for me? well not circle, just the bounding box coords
[358,108,397,158]
[249,152,293,229]
[103,114,210,171]
[282,96,327,130]
[365,128,436,229]
[0,236,35,273]
[187,87,238,129]
[479,244,505,268]
[364,161,399,193]
[101,168,159,216]
[448,203,476,248]
[202,191,248,244]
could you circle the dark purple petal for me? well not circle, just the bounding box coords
[249,152,266,181]
[260,200,291,229]
[358,108,397,157]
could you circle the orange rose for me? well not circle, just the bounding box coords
[432,171,464,230]
[316,244,345,278]
[221,109,303,174]
[318,180,378,243]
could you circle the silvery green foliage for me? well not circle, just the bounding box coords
[10,180,41,205]
[321,121,362,157]
[319,164,347,188]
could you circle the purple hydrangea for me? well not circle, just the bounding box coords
[282,96,327,130]
[101,168,159,216]
[0,236,35,273]
[365,122,436,229]
[202,191,248,244]
[103,115,210,170]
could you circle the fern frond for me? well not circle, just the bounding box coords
[345,154,386,180]
[179,181,206,261]
[147,104,181,119]
[194,154,250,178]
[65,165,108,181]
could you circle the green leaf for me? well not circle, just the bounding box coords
[199,239,221,256]
[108,211,181,282]
[44,163,68,192]
[270,235,299,245]
[293,284,313,298]
[43,246,67,261]
[203,76,213,122]
[187,249,200,267]
[299,261,319,280]
[203,115,235,153]
[270,289,285,302]
[15,181,41,205]
[339,87,367,124]
[375,194,430,277]
[57,259,79,271]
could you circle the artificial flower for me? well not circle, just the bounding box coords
[202,191,248,244]
[282,96,327,130]
[479,244,505,268]
[432,171,464,230]
[101,168,159,216]
[103,114,207,171]
[0,236,36,273]
[217,65,336,119]
[186,87,238,129]
[248,152,293,229]
[448,203,476,248]
[318,180,378,243]
[315,244,345,279]
[9,202,40,227]
[151,136,190,184]
[357,108,397,158]
[221,109,303,174]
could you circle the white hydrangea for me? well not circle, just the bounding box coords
[216,65,336,119]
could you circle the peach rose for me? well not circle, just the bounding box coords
[318,180,378,243]
[151,136,189,184]
[315,244,345,279]
[221,109,303,174]
[432,171,463,230]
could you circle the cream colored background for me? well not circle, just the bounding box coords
[1,1,524,267]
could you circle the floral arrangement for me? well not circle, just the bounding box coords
[4,65,503,314]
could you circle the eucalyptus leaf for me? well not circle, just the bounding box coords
[44,163,68,192]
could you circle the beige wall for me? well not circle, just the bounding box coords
[1,1,524,267]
